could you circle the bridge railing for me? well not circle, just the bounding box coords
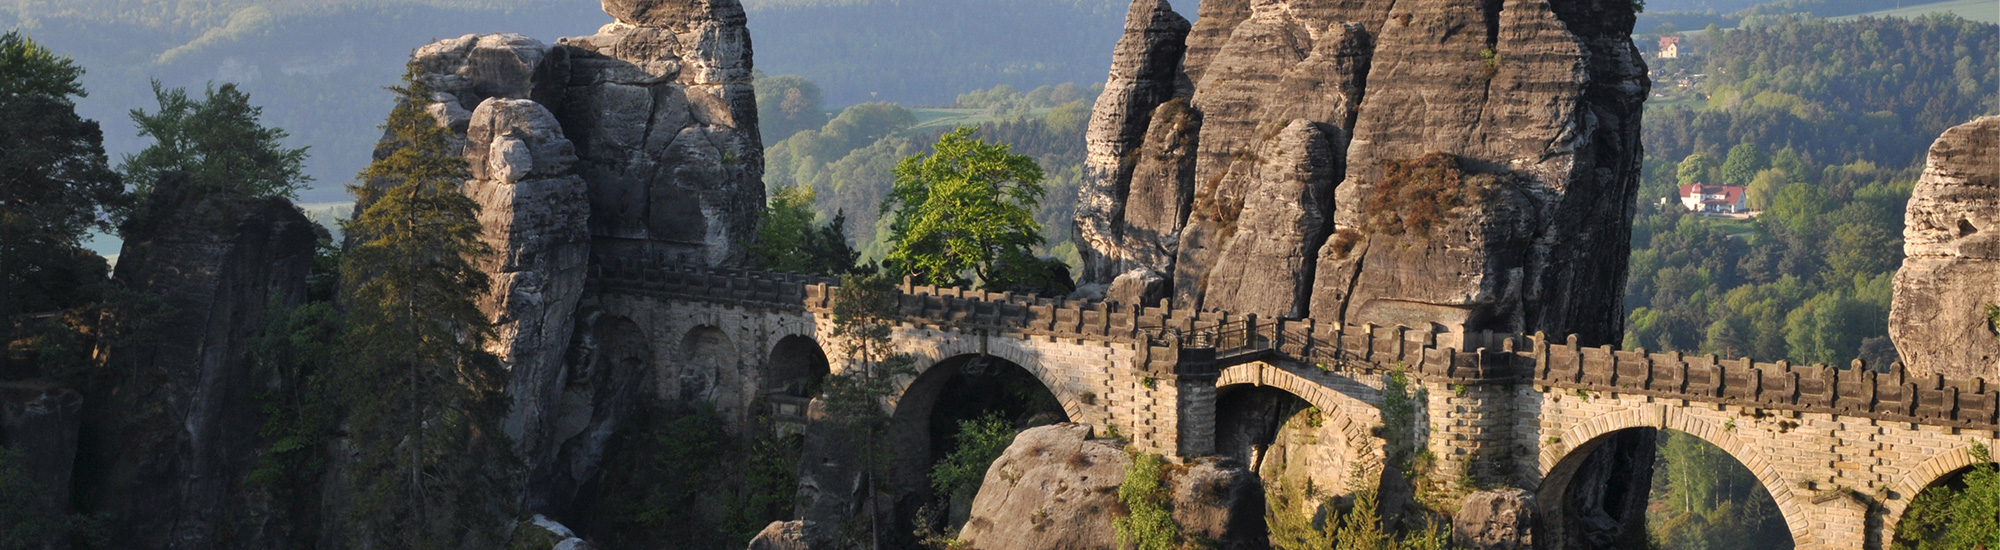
[586,257,1997,430]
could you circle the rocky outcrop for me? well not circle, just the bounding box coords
[955,424,1266,550]
[88,173,320,549]
[1076,0,1194,288]
[1454,488,1535,550]
[746,520,821,550]
[385,0,765,514]
[1187,121,1339,319]
[0,384,83,549]
[509,514,599,550]
[1890,116,2000,380]
[1075,0,1646,345]
[461,97,593,496]
[560,0,763,265]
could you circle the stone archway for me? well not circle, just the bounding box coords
[765,334,829,399]
[671,325,739,410]
[1214,363,1381,491]
[1885,444,2000,538]
[1538,411,1808,548]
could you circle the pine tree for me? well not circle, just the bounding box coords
[0,31,124,326]
[336,63,516,549]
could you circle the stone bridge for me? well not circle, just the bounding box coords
[585,257,1999,549]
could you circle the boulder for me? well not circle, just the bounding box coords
[88,173,320,548]
[1453,488,1535,550]
[1890,115,2000,380]
[746,520,824,550]
[956,423,1266,550]
[510,514,598,550]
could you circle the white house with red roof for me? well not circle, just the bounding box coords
[1678,184,1748,214]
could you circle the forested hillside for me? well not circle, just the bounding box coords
[3,0,1125,205]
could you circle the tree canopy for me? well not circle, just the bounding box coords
[0,31,124,320]
[121,80,310,203]
[881,127,1052,291]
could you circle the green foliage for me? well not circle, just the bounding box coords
[0,31,124,326]
[1645,430,1792,549]
[245,301,342,495]
[587,401,803,548]
[1718,142,1769,185]
[1893,443,1999,550]
[336,63,516,549]
[0,446,56,549]
[819,272,921,545]
[756,74,830,146]
[1113,451,1185,550]
[1645,16,1999,167]
[882,126,1054,291]
[751,185,866,275]
[121,80,309,204]
[928,413,1018,506]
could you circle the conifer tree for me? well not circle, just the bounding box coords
[337,64,516,549]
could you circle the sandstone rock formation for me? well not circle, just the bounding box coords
[385,0,765,513]
[1890,115,2000,381]
[1453,488,1535,550]
[87,173,320,548]
[746,520,820,550]
[0,384,83,549]
[1076,0,1647,346]
[955,423,1266,550]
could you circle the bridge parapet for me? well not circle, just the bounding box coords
[589,257,1998,430]
[1536,334,1998,430]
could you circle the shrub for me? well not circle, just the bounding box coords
[1362,153,1494,239]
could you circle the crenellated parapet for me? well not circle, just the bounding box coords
[589,256,2000,431]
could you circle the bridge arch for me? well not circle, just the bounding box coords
[1884,443,1999,533]
[1214,362,1380,496]
[1538,408,1811,547]
[764,334,829,398]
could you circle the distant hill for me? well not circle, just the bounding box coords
[4,0,1128,203]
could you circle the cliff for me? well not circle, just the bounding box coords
[1075,0,1648,345]
[1890,115,2000,380]
[86,173,321,548]
[383,0,766,513]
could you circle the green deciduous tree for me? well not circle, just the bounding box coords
[1677,153,1716,185]
[0,31,125,324]
[336,64,515,549]
[750,185,864,275]
[1719,143,1769,185]
[755,74,829,146]
[121,80,309,203]
[882,126,1056,291]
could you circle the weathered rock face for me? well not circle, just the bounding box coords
[1890,116,2000,380]
[89,174,320,549]
[560,0,763,265]
[1453,488,1535,550]
[0,384,83,549]
[1076,0,1646,345]
[955,423,1266,550]
[461,97,594,495]
[388,0,764,514]
[1076,0,1194,288]
[1189,121,1339,319]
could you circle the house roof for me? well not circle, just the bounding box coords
[1679,184,1745,205]
[1660,36,1683,48]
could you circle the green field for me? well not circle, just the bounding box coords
[1835,0,2000,24]
[905,107,1058,133]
